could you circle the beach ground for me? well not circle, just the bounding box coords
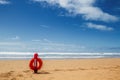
[0,58,120,80]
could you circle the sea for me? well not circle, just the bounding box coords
[0,52,120,60]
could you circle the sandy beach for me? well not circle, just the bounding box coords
[0,58,120,80]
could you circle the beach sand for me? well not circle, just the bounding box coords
[0,58,120,80]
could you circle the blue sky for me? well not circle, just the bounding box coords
[0,0,120,52]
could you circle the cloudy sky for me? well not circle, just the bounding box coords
[0,0,120,52]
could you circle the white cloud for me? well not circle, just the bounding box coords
[43,38,52,43]
[86,22,114,31]
[0,0,10,4]
[31,38,85,52]
[0,38,85,52]
[11,36,20,40]
[40,25,49,28]
[33,0,118,22]
[32,39,51,42]
[0,42,22,46]
[32,40,41,42]
[0,42,26,52]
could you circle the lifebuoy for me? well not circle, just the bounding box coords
[29,58,43,70]
[29,53,43,72]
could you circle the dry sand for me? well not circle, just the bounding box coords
[0,58,120,80]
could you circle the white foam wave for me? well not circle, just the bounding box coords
[0,52,120,60]
[0,52,120,55]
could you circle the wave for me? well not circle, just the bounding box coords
[0,52,120,60]
[0,52,120,55]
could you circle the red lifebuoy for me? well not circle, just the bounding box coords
[29,53,43,71]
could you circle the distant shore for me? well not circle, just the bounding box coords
[0,58,120,80]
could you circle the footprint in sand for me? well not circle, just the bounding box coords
[78,68,87,70]
[23,70,31,73]
[54,69,62,71]
[11,77,17,80]
[0,71,14,78]
[54,68,87,72]
[39,71,50,74]
[17,74,24,77]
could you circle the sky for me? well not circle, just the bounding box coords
[0,0,120,52]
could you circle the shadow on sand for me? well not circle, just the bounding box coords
[34,71,50,74]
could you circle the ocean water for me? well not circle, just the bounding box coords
[0,52,120,60]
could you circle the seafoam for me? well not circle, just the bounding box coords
[0,52,120,60]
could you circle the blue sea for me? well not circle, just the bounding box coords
[0,52,120,60]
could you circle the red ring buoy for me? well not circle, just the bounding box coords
[29,58,43,70]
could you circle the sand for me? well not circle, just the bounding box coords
[0,58,120,80]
